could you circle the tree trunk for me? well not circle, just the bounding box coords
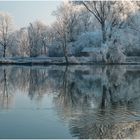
[63,47,68,65]
[3,44,6,58]
[64,54,68,65]
[3,45,6,57]
[101,22,106,44]
[63,36,69,65]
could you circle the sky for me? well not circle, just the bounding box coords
[0,1,61,28]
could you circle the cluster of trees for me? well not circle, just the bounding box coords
[0,1,140,63]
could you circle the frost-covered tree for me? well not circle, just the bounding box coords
[28,21,48,57]
[18,28,29,56]
[8,28,29,57]
[52,20,69,62]
[0,12,14,57]
[74,31,102,55]
[53,1,81,63]
[78,8,93,33]
[82,1,136,43]
[129,14,140,32]
[46,24,64,57]
[107,2,139,56]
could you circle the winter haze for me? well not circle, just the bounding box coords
[0,1,61,28]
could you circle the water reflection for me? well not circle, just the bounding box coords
[0,65,140,138]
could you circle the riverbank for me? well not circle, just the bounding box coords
[0,56,140,65]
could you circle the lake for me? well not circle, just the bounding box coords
[0,65,140,139]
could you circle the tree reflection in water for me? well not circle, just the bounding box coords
[0,65,140,138]
[54,65,140,139]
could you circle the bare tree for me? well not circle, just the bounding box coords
[82,1,133,43]
[18,28,29,56]
[126,2,140,32]
[53,1,80,64]
[8,28,30,57]
[0,12,14,57]
[28,21,48,57]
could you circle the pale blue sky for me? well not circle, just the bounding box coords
[0,1,61,28]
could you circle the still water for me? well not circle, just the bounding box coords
[0,65,140,139]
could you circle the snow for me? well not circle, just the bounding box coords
[0,56,138,65]
[77,31,102,48]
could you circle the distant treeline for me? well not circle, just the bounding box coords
[0,1,140,63]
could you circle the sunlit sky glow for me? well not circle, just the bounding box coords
[0,1,61,28]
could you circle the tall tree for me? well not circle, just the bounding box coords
[53,1,80,64]
[28,21,48,57]
[0,12,14,57]
[82,1,135,43]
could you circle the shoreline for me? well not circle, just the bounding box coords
[0,56,139,65]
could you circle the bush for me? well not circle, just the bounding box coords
[48,45,64,57]
[107,45,126,63]
[74,31,102,56]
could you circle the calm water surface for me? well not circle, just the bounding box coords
[0,65,140,139]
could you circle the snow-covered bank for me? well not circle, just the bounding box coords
[0,56,139,65]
